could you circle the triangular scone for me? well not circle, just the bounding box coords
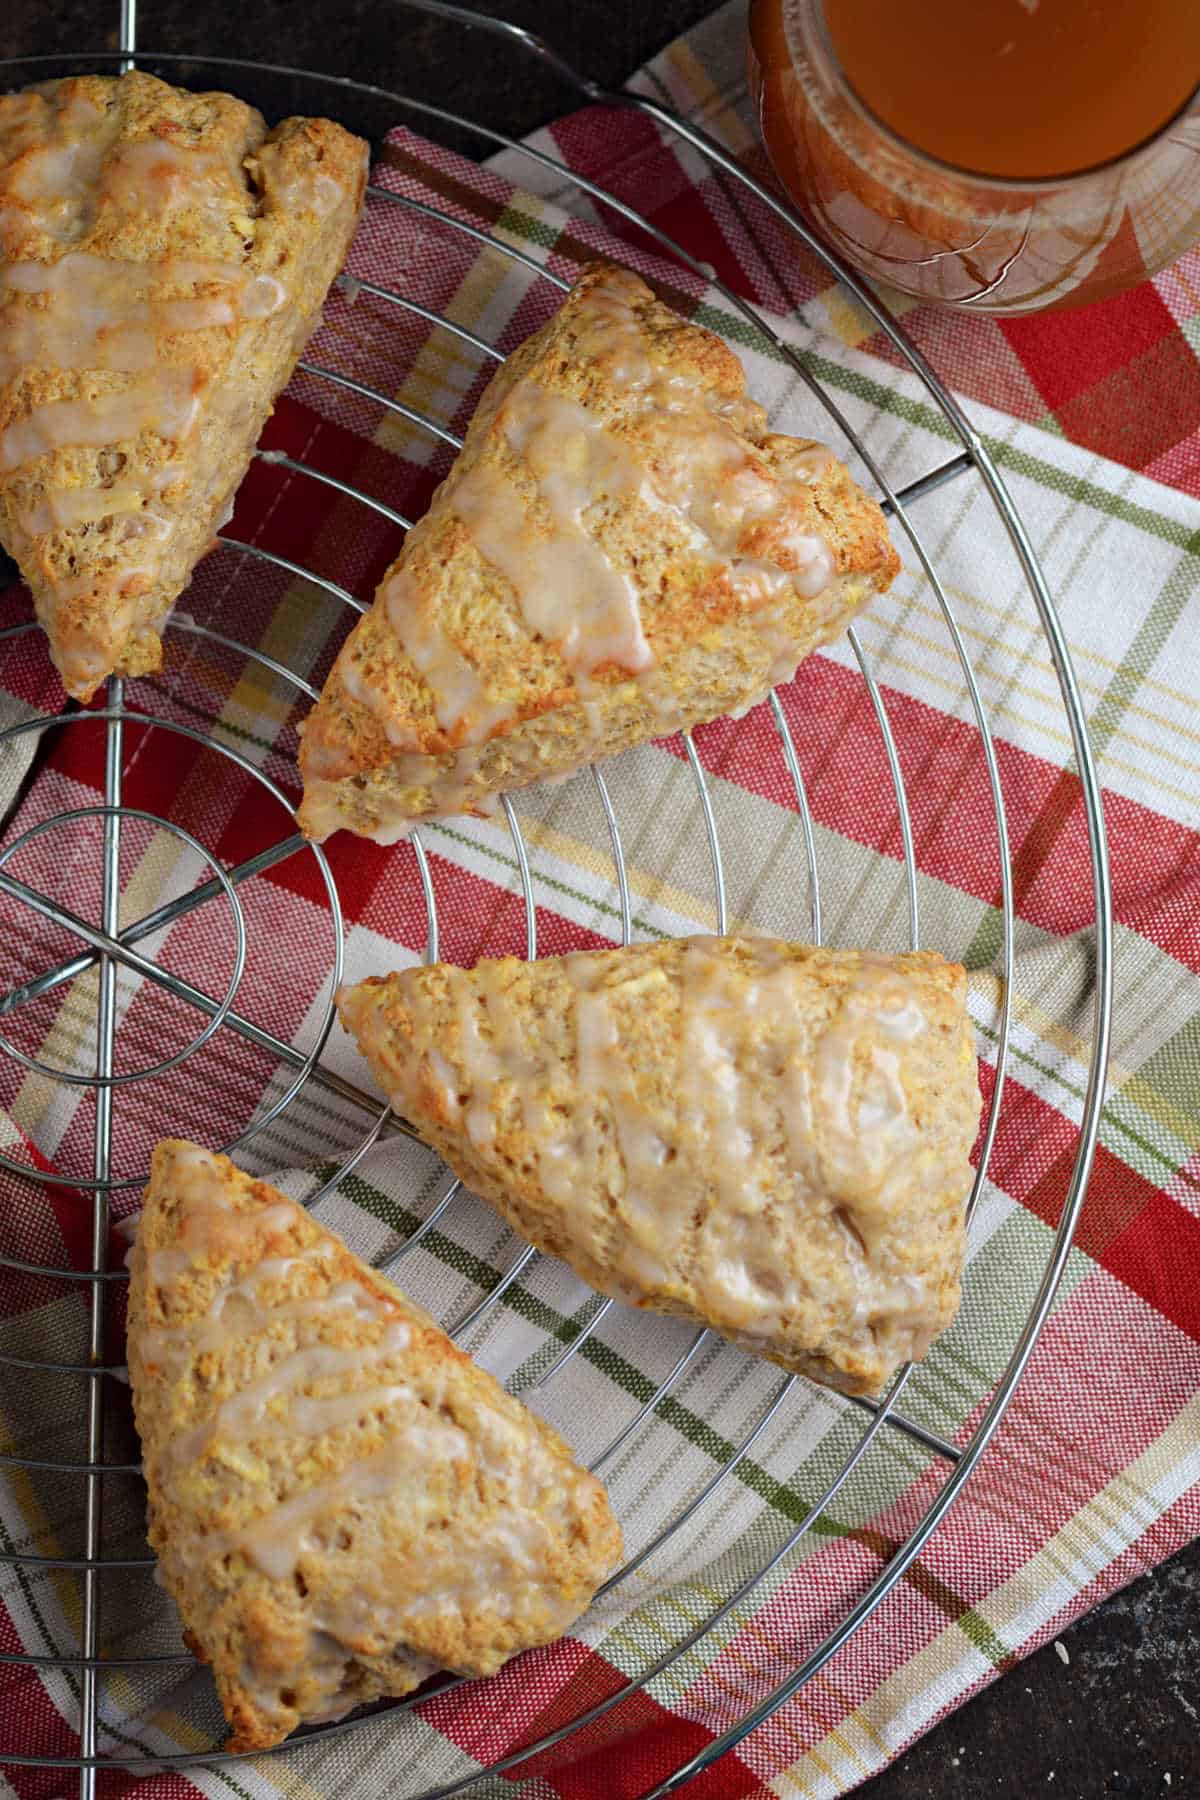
[0,73,366,699]
[338,938,981,1396]
[298,265,899,843]
[127,1140,621,1753]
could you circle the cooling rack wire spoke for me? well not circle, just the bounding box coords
[297,359,464,452]
[589,1327,709,1473]
[591,765,633,944]
[78,676,123,1799]
[595,1371,797,1600]
[221,536,365,612]
[171,615,325,693]
[0,1352,124,1376]
[0,869,385,1121]
[522,761,633,1391]
[254,446,414,530]
[682,732,728,935]
[388,1174,464,1261]
[526,1294,614,1392]
[846,628,920,949]
[437,796,540,1339]
[768,692,822,944]
[334,270,506,363]
[0,831,305,1016]
[0,709,363,1191]
[0,1449,141,1475]
[0,4,1112,1783]
[878,452,974,514]
[0,1648,193,1671]
[0,1550,154,1572]
[0,807,249,1087]
[366,186,570,290]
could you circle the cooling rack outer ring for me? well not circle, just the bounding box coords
[0,6,1112,1794]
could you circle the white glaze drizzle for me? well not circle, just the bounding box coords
[0,87,305,703]
[0,368,201,470]
[464,382,653,676]
[336,269,839,814]
[234,1417,469,1583]
[18,482,163,535]
[567,276,837,602]
[394,941,938,1345]
[163,1328,412,1476]
[811,954,926,1212]
[2,255,236,294]
[227,1387,572,1644]
[378,567,514,745]
[142,1142,606,1656]
[0,252,283,377]
[140,1258,372,1370]
[271,167,345,218]
[3,133,106,242]
[100,137,231,218]
[141,1152,611,1670]
[1,101,234,243]
[0,89,106,156]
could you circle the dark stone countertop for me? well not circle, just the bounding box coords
[3,2,1197,1796]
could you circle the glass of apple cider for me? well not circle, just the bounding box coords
[747,0,1200,313]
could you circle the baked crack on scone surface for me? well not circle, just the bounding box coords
[0,71,366,698]
[127,1139,621,1752]
[338,936,981,1396]
[298,263,899,842]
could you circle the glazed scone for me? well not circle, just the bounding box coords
[298,264,899,842]
[127,1140,621,1753]
[338,938,981,1396]
[0,72,367,699]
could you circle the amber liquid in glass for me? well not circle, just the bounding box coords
[749,0,1200,312]
[823,0,1199,180]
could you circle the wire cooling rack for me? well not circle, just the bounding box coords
[0,1,1112,1794]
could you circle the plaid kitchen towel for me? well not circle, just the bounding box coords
[0,4,1197,1797]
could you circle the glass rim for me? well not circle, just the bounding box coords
[798,0,1200,191]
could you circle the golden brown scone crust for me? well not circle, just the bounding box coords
[0,73,367,698]
[127,1140,621,1753]
[298,264,899,841]
[338,938,980,1396]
